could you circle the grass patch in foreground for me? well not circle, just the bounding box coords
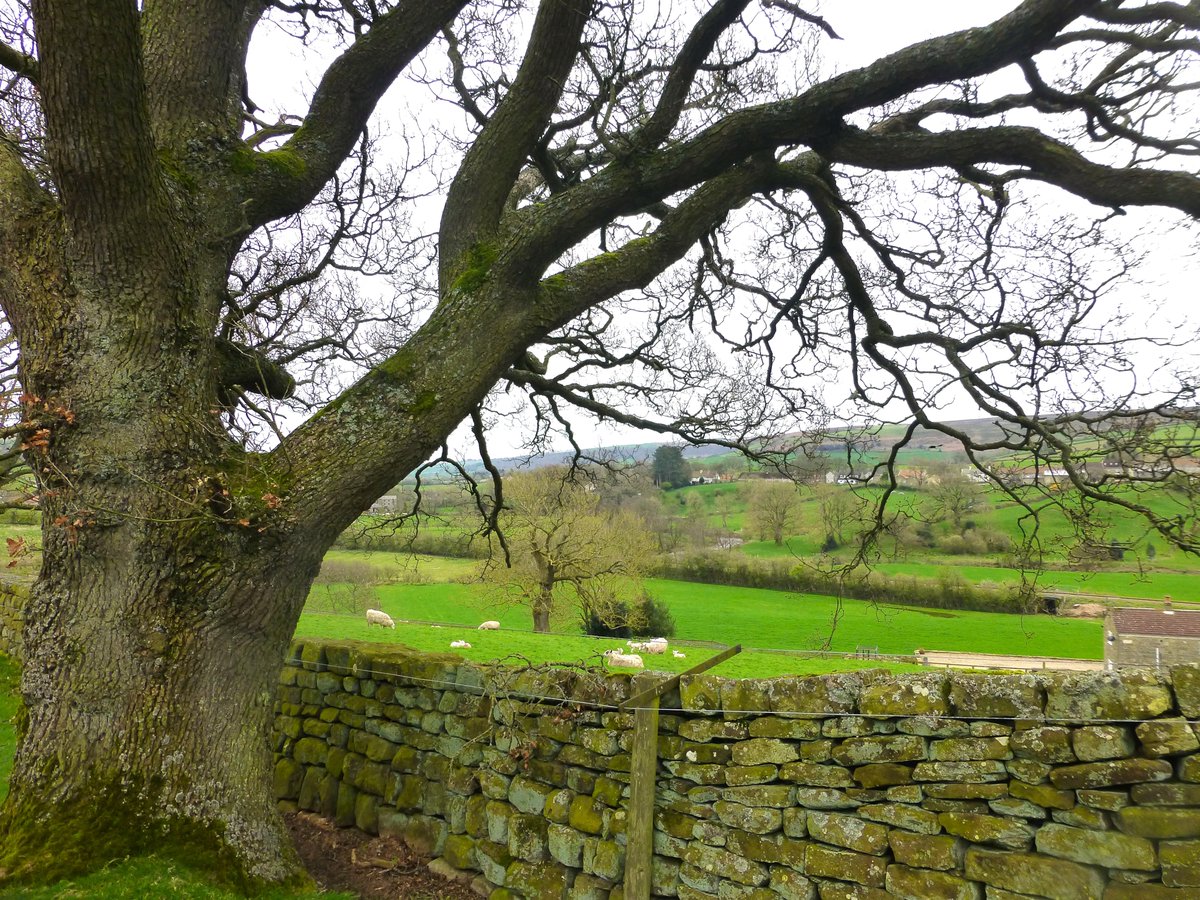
[0,856,355,899]
[0,654,18,801]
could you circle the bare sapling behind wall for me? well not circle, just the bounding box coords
[1,0,1200,887]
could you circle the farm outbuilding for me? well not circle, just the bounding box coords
[1105,605,1200,669]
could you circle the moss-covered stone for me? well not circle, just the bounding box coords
[568,794,605,835]
[1171,664,1200,718]
[781,762,856,788]
[1008,779,1074,810]
[1036,821,1156,870]
[1050,757,1173,790]
[857,802,940,834]
[1044,670,1173,721]
[888,832,963,871]
[1161,839,1200,888]
[726,764,778,786]
[949,673,1044,718]
[749,716,821,740]
[937,812,1034,850]
[682,842,769,886]
[1010,726,1075,763]
[1137,717,1200,758]
[832,735,927,767]
[714,800,783,834]
[1071,725,1134,762]
[504,859,571,897]
[803,844,885,887]
[1115,806,1200,839]
[793,787,860,810]
[929,737,1010,762]
[731,738,800,766]
[852,763,912,788]
[924,782,1007,800]
[885,865,979,900]
[963,848,1104,900]
[768,865,814,899]
[913,761,1007,783]
[806,810,888,855]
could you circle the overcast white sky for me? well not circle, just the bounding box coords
[246,2,1200,461]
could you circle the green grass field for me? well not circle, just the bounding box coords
[306,574,1103,671]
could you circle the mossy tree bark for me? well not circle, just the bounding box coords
[1,0,1200,888]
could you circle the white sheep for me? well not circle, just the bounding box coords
[604,649,644,669]
[672,650,686,659]
[628,637,668,654]
[365,608,395,628]
[450,640,472,649]
[478,620,501,630]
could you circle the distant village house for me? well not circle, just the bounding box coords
[1104,603,1200,669]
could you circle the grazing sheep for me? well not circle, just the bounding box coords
[628,637,668,654]
[672,650,686,659]
[366,608,395,628]
[604,649,644,669]
[478,620,500,630]
[450,640,472,649]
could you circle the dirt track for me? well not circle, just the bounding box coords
[918,650,1104,672]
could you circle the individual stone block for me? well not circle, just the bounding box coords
[571,872,616,900]
[750,716,821,740]
[853,763,913,788]
[888,832,962,871]
[1161,839,1200,888]
[506,812,548,862]
[806,810,889,855]
[1171,664,1200,718]
[937,813,1035,850]
[1009,727,1075,764]
[859,677,950,717]
[727,764,778,786]
[1050,806,1109,830]
[770,674,862,715]
[583,837,624,881]
[732,738,802,766]
[1115,807,1200,839]
[1130,783,1200,806]
[725,830,786,865]
[547,822,584,867]
[780,762,855,788]
[714,800,783,834]
[929,737,1011,762]
[504,860,572,897]
[832,735,927,767]
[885,865,981,900]
[898,717,970,738]
[987,798,1047,820]
[719,785,795,807]
[925,783,1007,800]
[1103,884,1200,898]
[1071,725,1134,762]
[678,718,748,742]
[1181,754,1200,783]
[1034,822,1156,870]
[912,761,1007,783]
[682,842,769,887]
[1043,670,1173,721]
[949,673,1044,718]
[963,849,1105,900]
[804,844,886,888]
[857,802,941,835]
[1049,758,1173,790]
[769,866,815,900]
[1137,717,1200,758]
[1077,789,1128,811]
[1008,780,1075,810]
[793,787,860,810]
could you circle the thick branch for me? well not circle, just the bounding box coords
[506,0,1098,275]
[243,0,468,229]
[826,125,1200,216]
[0,41,38,83]
[440,0,592,278]
[32,0,167,261]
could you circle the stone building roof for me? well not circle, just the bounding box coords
[1110,607,1200,638]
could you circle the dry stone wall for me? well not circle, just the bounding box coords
[275,639,1200,899]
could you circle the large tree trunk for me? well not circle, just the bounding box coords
[2,551,317,886]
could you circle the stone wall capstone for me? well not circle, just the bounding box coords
[274,638,1200,899]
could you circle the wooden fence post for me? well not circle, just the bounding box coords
[621,645,742,899]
